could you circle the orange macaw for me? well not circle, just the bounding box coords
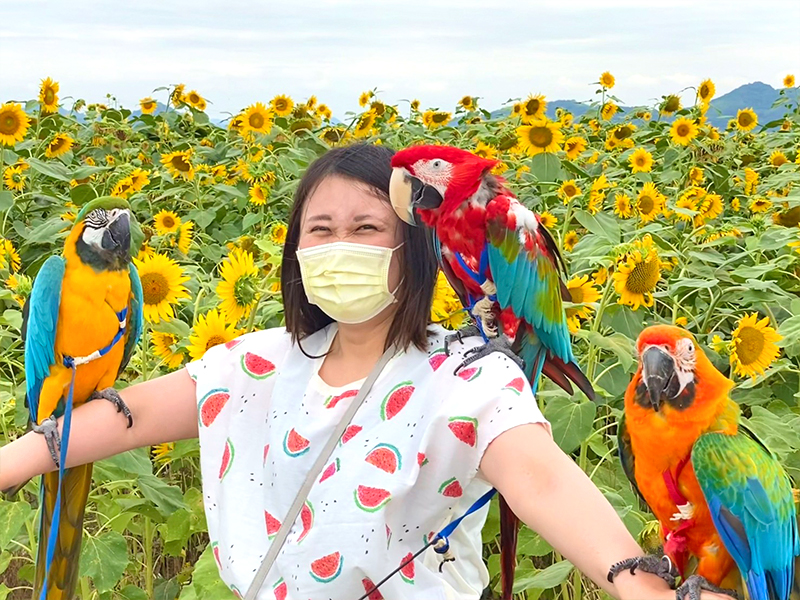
[609,325,799,600]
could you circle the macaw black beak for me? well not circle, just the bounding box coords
[389,167,444,226]
[641,346,675,412]
[102,211,131,260]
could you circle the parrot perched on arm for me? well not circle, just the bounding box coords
[388,144,595,600]
[11,196,143,600]
[611,324,799,600]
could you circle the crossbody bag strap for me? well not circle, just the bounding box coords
[244,344,397,600]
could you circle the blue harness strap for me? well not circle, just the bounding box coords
[39,306,127,600]
[433,488,497,557]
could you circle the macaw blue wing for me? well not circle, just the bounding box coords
[24,256,66,424]
[692,431,800,600]
[120,262,143,374]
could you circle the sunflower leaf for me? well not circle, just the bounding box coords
[27,158,71,182]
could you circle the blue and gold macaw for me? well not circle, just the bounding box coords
[11,196,143,600]
[388,144,594,600]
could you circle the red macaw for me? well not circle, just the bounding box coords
[388,144,594,600]
[611,325,799,600]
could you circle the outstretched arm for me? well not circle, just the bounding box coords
[0,368,197,491]
[479,422,730,600]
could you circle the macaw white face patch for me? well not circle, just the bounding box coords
[673,337,696,392]
[413,158,452,197]
[81,208,129,249]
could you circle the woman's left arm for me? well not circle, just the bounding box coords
[479,422,723,600]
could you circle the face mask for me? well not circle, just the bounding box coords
[296,241,404,324]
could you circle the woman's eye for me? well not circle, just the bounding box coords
[358,224,377,231]
[309,226,329,233]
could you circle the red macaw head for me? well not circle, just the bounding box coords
[388,144,498,226]
[631,325,732,414]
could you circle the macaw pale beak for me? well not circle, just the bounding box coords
[389,167,444,226]
[641,345,675,412]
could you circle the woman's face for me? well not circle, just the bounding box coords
[298,175,405,298]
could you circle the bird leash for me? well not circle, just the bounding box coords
[355,487,497,600]
[37,306,128,600]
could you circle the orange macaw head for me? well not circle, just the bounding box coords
[631,324,732,414]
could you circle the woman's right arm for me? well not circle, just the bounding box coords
[0,368,197,491]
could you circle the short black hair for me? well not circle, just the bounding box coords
[281,143,438,352]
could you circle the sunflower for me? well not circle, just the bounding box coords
[425,111,451,130]
[459,95,475,110]
[688,166,704,185]
[270,222,288,245]
[188,308,243,360]
[599,71,615,89]
[177,221,193,254]
[593,267,608,286]
[171,84,186,107]
[473,141,498,161]
[368,100,386,117]
[353,112,377,138]
[430,271,467,330]
[516,120,563,156]
[111,176,135,199]
[670,117,698,146]
[564,136,587,160]
[539,211,557,229]
[249,183,268,206]
[784,74,795,88]
[151,331,185,369]
[660,95,682,116]
[697,79,715,105]
[270,95,294,117]
[184,90,205,110]
[154,210,182,235]
[629,148,653,173]
[521,95,547,124]
[600,102,618,121]
[698,193,723,221]
[563,230,579,252]
[729,313,782,379]
[749,198,772,213]
[0,238,21,272]
[160,150,195,180]
[736,108,758,132]
[39,77,60,113]
[140,97,157,115]
[45,133,75,158]
[133,252,190,324]
[316,104,332,120]
[241,103,273,134]
[3,166,26,192]
[613,236,661,310]
[558,180,581,203]
[675,187,702,221]
[359,91,372,107]
[217,248,260,323]
[614,193,633,218]
[565,274,601,333]
[744,168,759,195]
[770,150,788,167]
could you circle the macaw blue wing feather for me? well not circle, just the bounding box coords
[24,256,66,424]
[120,262,143,374]
[692,431,800,600]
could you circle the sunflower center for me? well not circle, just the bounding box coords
[249,113,265,129]
[171,156,191,172]
[735,326,765,365]
[44,89,55,104]
[569,286,584,304]
[527,126,553,148]
[700,84,710,98]
[141,272,170,305]
[432,113,447,124]
[0,114,19,135]
[738,112,754,127]
[563,184,577,197]
[664,96,680,112]
[205,335,227,351]
[635,156,647,167]
[638,195,654,214]
[50,139,66,152]
[676,123,691,137]
[566,141,578,152]
[525,99,541,115]
[275,99,288,112]
[625,256,660,294]
[614,126,633,140]
[162,215,175,228]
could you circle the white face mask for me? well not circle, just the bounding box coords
[296,241,404,324]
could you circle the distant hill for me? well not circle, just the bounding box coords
[488,82,791,129]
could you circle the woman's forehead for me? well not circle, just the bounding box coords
[303,176,394,222]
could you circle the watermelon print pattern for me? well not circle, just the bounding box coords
[319,458,340,483]
[240,352,276,380]
[264,510,281,540]
[380,381,414,421]
[272,578,288,600]
[438,477,463,498]
[309,551,343,583]
[456,365,482,382]
[428,347,447,371]
[417,452,429,467]
[283,428,310,457]
[504,376,526,395]
[211,541,222,571]
[224,337,243,350]
[197,388,230,427]
[324,388,358,409]
[354,485,392,512]
[448,416,478,448]
[339,424,362,445]
[219,438,234,480]
[364,443,402,474]
[297,500,314,543]
[263,443,270,466]
[362,577,385,600]
[399,552,415,584]
[230,584,243,599]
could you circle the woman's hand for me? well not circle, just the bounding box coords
[0,368,197,491]
[478,423,735,600]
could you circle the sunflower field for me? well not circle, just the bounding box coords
[1,73,799,600]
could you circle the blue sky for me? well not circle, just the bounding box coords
[1,0,798,120]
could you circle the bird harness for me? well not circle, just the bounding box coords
[661,453,693,576]
[451,246,497,339]
[38,305,128,600]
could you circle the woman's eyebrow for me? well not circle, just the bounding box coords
[353,214,378,222]
[306,214,332,223]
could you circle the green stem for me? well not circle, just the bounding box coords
[584,278,615,381]
[555,551,571,600]
[143,517,154,598]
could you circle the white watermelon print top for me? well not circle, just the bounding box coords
[186,323,551,600]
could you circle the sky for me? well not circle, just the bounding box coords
[1,0,798,122]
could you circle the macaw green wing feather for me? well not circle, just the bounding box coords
[485,201,572,364]
[692,431,800,600]
[24,256,66,424]
[120,262,144,375]
[616,414,646,504]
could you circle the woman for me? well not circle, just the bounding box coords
[0,144,722,599]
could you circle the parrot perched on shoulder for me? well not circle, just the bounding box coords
[388,144,595,600]
[611,324,799,600]
[7,196,143,600]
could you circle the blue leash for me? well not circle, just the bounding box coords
[38,307,127,599]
